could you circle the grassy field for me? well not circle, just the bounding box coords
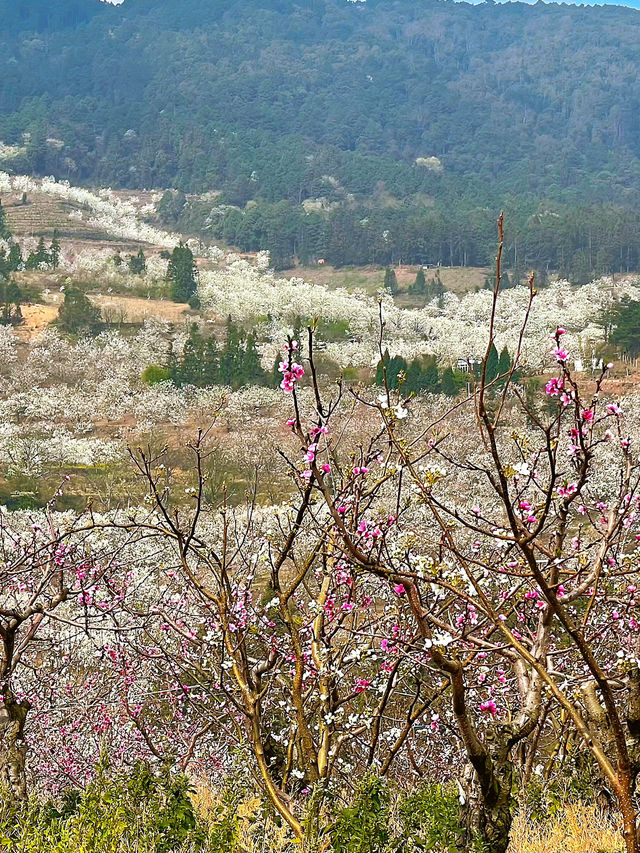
[283,262,490,300]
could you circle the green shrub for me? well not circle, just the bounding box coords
[0,760,205,853]
[327,775,390,853]
[203,784,241,852]
[394,783,461,852]
[142,364,172,385]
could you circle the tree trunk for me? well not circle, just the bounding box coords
[0,692,29,803]
[457,760,513,853]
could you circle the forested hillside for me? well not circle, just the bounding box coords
[4,0,640,271]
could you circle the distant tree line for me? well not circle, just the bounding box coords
[376,343,515,397]
[143,320,269,390]
[183,197,640,283]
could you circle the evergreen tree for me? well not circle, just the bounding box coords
[410,267,426,295]
[441,366,458,396]
[0,279,22,326]
[50,230,61,270]
[179,324,207,385]
[221,318,241,386]
[202,335,220,385]
[7,243,22,272]
[128,249,146,275]
[405,359,422,394]
[497,346,512,378]
[384,266,398,295]
[375,349,390,386]
[25,238,49,270]
[56,287,101,336]
[0,200,11,241]
[167,242,198,303]
[166,340,179,384]
[241,332,264,386]
[387,355,408,389]
[422,355,439,392]
[485,342,500,383]
[35,237,49,266]
[609,298,640,356]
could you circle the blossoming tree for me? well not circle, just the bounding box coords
[273,218,640,852]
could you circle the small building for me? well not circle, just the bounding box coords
[455,356,482,373]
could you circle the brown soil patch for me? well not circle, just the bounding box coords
[15,303,59,340]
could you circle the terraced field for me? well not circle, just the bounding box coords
[3,191,155,252]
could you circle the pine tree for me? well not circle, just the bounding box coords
[0,280,22,326]
[25,237,49,270]
[497,346,512,378]
[0,200,11,241]
[221,317,241,386]
[56,287,101,336]
[405,359,422,394]
[485,342,500,383]
[422,355,439,392]
[166,341,179,384]
[128,249,146,275]
[202,336,220,386]
[242,332,264,386]
[50,230,61,270]
[167,242,198,303]
[7,244,22,272]
[387,355,408,389]
[180,324,207,386]
[410,267,426,295]
[375,348,390,386]
[441,366,458,396]
[36,237,49,266]
[384,266,398,295]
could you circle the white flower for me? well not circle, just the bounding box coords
[394,404,408,419]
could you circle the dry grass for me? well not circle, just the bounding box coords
[283,263,489,298]
[91,293,190,324]
[193,781,301,852]
[509,804,623,852]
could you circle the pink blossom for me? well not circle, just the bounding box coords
[545,377,563,396]
[552,347,568,362]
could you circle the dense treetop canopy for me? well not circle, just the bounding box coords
[2,0,640,208]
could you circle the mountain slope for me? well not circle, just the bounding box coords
[1,0,640,209]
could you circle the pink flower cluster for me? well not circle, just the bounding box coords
[279,361,304,393]
[278,341,304,393]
